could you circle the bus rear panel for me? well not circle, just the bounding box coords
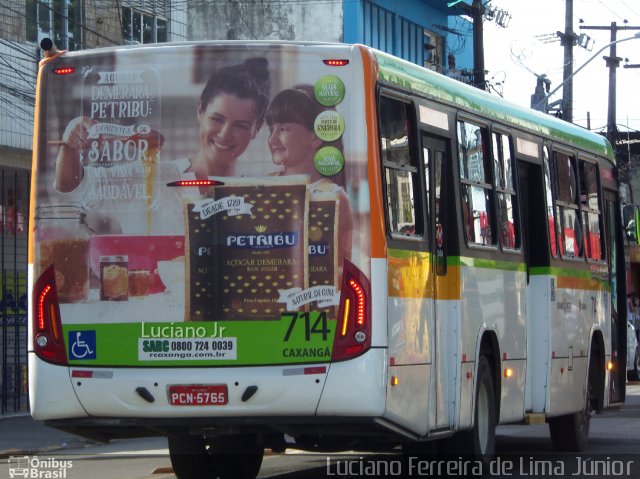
[29,42,385,442]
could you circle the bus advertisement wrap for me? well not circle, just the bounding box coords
[34,45,369,366]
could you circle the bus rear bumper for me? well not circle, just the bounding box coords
[29,353,86,420]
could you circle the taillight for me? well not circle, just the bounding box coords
[52,67,76,75]
[33,265,67,365]
[167,179,225,187]
[323,59,350,66]
[332,260,371,361]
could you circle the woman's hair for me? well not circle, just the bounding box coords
[200,57,270,128]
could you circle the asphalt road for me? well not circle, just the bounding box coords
[1,383,639,479]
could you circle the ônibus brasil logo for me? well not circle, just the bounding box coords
[8,455,73,478]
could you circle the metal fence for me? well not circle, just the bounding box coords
[0,166,30,415]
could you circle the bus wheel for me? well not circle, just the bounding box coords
[167,435,217,479]
[445,356,496,461]
[210,434,264,479]
[548,372,593,452]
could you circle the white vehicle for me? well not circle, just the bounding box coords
[628,320,640,381]
[29,39,626,479]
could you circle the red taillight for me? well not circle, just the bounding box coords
[33,265,67,365]
[167,179,225,187]
[53,67,76,75]
[332,260,371,361]
[348,278,366,326]
[37,284,52,331]
[323,59,350,66]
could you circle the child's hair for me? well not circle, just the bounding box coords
[266,84,344,151]
[266,84,346,187]
[200,57,270,128]
[266,84,321,131]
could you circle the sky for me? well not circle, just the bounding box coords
[482,0,640,134]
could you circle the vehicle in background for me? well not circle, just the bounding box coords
[628,320,640,381]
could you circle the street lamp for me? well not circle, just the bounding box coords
[532,31,640,111]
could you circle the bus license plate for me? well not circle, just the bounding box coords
[168,385,228,406]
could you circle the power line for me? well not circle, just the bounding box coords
[597,0,626,21]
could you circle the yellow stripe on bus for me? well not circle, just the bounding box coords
[387,251,461,300]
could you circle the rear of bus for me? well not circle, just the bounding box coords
[28,41,390,457]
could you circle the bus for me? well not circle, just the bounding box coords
[29,38,626,478]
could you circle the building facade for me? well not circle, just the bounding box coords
[0,0,474,415]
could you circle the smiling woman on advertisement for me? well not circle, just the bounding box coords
[176,57,271,180]
[52,57,271,235]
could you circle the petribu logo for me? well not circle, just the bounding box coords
[309,242,329,256]
[227,231,298,249]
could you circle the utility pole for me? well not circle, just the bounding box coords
[533,1,591,120]
[606,23,621,148]
[531,32,640,114]
[560,0,574,122]
[450,0,511,91]
[471,0,486,90]
[580,23,640,146]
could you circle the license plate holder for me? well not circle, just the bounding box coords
[168,384,228,406]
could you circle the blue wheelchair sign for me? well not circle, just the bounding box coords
[69,331,97,360]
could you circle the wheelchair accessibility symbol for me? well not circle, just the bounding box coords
[69,331,97,360]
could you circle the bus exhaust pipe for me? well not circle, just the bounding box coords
[40,38,58,57]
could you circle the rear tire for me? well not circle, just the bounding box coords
[444,356,496,462]
[211,434,264,479]
[168,435,217,479]
[548,361,594,452]
[548,404,590,452]
[402,439,440,457]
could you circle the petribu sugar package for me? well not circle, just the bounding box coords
[185,176,309,321]
[308,194,339,290]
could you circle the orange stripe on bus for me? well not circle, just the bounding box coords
[359,45,386,259]
[436,269,461,300]
[556,276,604,291]
[28,63,48,265]
[29,53,67,265]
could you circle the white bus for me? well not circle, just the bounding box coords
[29,39,626,478]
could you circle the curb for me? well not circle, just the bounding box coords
[0,441,95,459]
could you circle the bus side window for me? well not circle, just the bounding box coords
[457,120,494,246]
[554,151,583,259]
[379,96,423,238]
[492,132,519,250]
[542,146,558,257]
[579,160,603,261]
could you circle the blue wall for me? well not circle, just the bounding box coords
[344,0,474,71]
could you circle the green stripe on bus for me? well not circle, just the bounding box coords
[458,256,526,272]
[530,266,598,279]
[387,253,525,272]
[375,51,615,161]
